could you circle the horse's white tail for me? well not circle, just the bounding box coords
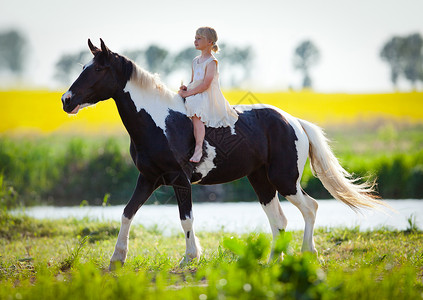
[298,119,385,211]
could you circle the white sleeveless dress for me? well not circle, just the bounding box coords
[185,55,238,128]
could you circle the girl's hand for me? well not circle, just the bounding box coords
[178,84,189,97]
[178,89,189,98]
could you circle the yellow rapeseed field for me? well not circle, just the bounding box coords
[1,90,422,135]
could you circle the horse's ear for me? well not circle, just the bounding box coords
[88,39,100,55]
[100,38,110,58]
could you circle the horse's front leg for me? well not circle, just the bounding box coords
[110,174,157,270]
[173,181,202,264]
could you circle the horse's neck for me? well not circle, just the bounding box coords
[114,78,186,140]
[121,79,186,133]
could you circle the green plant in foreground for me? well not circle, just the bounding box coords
[206,232,328,299]
[59,236,88,272]
[405,214,420,233]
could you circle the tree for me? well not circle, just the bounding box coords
[216,43,254,87]
[402,33,423,89]
[293,40,320,89]
[54,50,91,85]
[122,49,144,65]
[380,36,405,88]
[171,46,198,81]
[0,29,27,75]
[144,45,169,75]
[380,33,423,90]
[173,46,198,70]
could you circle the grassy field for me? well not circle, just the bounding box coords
[1,90,422,298]
[0,212,422,299]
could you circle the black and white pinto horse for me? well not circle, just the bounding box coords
[61,39,383,268]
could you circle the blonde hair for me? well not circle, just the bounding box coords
[196,27,219,53]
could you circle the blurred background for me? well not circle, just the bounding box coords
[1,0,422,209]
[1,0,423,92]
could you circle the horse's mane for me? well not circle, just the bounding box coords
[128,61,176,100]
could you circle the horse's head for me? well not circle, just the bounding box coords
[61,39,125,114]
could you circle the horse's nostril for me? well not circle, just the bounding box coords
[62,97,69,106]
[62,91,73,106]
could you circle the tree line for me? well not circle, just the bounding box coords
[1,29,423,90]
[54,43,253,88]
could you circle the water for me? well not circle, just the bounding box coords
[16,200,423,235]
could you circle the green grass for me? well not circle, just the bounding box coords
[0,212,422,299]
[1,123,423,207]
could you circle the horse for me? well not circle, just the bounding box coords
[61,39,384,268]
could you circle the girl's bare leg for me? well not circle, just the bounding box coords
[190,116,205,163]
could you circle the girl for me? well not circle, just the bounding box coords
[178,27,238,163]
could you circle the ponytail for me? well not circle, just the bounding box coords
[211,43,219,53]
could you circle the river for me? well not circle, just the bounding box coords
[15,199,422,235]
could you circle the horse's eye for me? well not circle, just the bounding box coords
[95,68,102,72]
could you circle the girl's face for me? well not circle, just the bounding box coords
[194,35,211,51]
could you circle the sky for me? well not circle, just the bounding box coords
[1,0,422,92]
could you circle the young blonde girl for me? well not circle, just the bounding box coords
[178,27,238,163]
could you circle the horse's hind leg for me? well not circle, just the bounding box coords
[267,163,318,253]
[247,166,287,260]
[285,189,318,253]
[268,168,318,253]
[267,124,318,254]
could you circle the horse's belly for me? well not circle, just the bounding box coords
[196,170,248,185]
[194,148,261,184]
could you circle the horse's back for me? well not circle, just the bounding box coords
[197,104,306,185]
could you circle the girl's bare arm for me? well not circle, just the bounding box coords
[179,61,216,97]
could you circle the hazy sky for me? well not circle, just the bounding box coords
[1,0,422,92]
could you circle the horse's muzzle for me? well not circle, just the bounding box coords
[61,91,72,105]
[61,91,79,114]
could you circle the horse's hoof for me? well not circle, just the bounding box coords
[109,260,124,271]
[179,254,198,267]
[268,251,284,264]
[179,256,190,267]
